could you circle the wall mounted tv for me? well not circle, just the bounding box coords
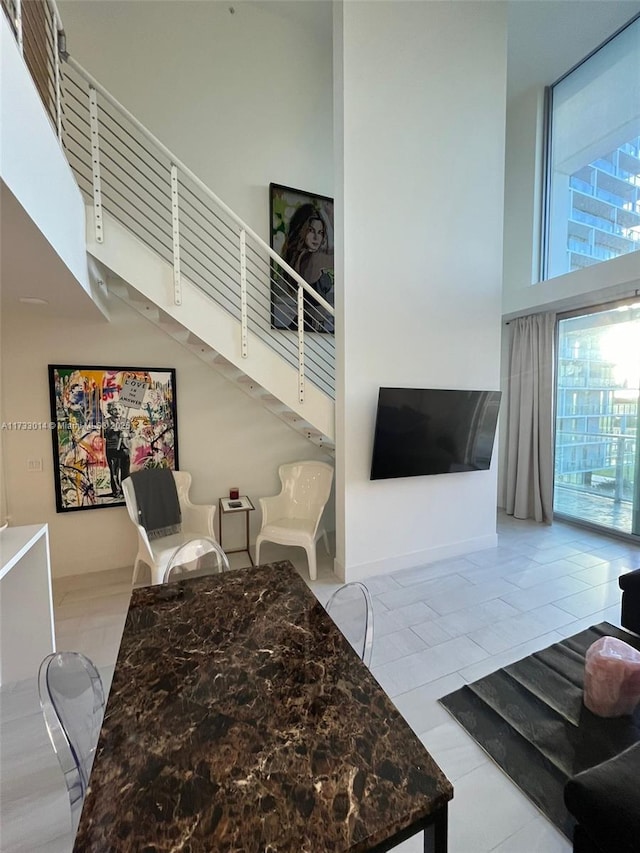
[370,388,502,480]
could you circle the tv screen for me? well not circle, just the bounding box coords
[370,388,501,480]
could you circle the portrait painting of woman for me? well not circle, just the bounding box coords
[270,183,334,333]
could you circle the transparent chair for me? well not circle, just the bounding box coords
[37,651,105,832]
[325,582,374,668]
[163,536,230,583]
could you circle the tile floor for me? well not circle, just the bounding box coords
[1,511,638,853]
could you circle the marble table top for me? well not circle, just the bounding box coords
[74,561,452,852]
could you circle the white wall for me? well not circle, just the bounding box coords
[57,0,334,239]
[336,1,507,579]
[0,14,90,297]
[1,297,333,578]
[0,0,335,580]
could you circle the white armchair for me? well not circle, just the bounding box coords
[255,461,334,580]
[122,471,216,586]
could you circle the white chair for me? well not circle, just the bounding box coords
[38,651,105,834]
[255,460,333,580]
[325,582,374,668]
[164,536,230,583]
[122,471,216,586]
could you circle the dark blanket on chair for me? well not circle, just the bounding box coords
[130,469,181,537]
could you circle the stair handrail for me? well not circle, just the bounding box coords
[3,0,66,139]
[3,0,335,426]
[64,55,334,318]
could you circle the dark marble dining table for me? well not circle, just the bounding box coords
[74,560,453,852]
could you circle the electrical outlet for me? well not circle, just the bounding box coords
[27,458,43,472]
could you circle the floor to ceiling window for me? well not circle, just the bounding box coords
[554,301,640,537]
[544,15,640,280]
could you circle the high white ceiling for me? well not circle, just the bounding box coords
[3,0,638,322]
[256,0,640,103]
[506,0,640,103]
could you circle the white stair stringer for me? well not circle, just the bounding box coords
[87,208,335,453]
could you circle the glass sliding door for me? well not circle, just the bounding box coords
[554,302,640,537]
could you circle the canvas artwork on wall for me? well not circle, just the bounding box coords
[48,365,178,512]
[269,183,334,333]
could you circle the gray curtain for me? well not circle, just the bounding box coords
[505,312,555,523]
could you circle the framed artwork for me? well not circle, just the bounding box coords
[48,365,178,512]
[269,182,334,333]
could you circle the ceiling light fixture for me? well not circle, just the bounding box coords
[19,297,49,305]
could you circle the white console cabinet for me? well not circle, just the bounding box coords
[0,524,55,685]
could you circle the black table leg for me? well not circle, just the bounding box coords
[424,804,448,853]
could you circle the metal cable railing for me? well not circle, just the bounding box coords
[61,57,335,402]
[3,0,335,406]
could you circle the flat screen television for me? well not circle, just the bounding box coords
[370,388,502,480]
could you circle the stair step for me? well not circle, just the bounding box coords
[108,281,130,300]
[106,280,334,451]
[237,376,265,395]
[281,411,308,424]
[119,286,157,312]
[156,315,188,337]
[184,332,209,348]
[138,303,161,322]
[168,329,192,344]
[260,396,289,414]
[186,343,218,362]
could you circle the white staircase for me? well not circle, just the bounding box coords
[90,210,334,451]
[61,55,335,451]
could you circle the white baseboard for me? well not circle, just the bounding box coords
[332,557,346,582]
[341,532,498,583]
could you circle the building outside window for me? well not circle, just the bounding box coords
[544,16,640,279]
[554,302,640,538]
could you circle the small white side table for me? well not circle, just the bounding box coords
[218,496,255,566]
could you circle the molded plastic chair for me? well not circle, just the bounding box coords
[37,652,105,832]
[255,460,334,580]
[122,471,217,585]
[164,536,231,582]
[325,582,374,668]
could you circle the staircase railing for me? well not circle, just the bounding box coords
[61,57,335,402]
[1,0,64,138]
[3,0,335,404]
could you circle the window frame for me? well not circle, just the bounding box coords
[541,12,640,282]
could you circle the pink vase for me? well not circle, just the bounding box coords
[583,636,640,717]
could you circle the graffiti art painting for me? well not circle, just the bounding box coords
[48,365,178,512]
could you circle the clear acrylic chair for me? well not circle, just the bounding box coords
[37,651,105,833]
[163,536,230,583]
[325,582,374,668]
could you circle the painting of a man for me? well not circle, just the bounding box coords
[103,401,131,499]
[49,366,178,512]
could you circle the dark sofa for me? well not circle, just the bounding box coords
[564,569,640,852]
[564,741,640,853]
[619,568,640,635]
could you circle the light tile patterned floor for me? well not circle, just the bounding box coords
[1,511,638,852]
